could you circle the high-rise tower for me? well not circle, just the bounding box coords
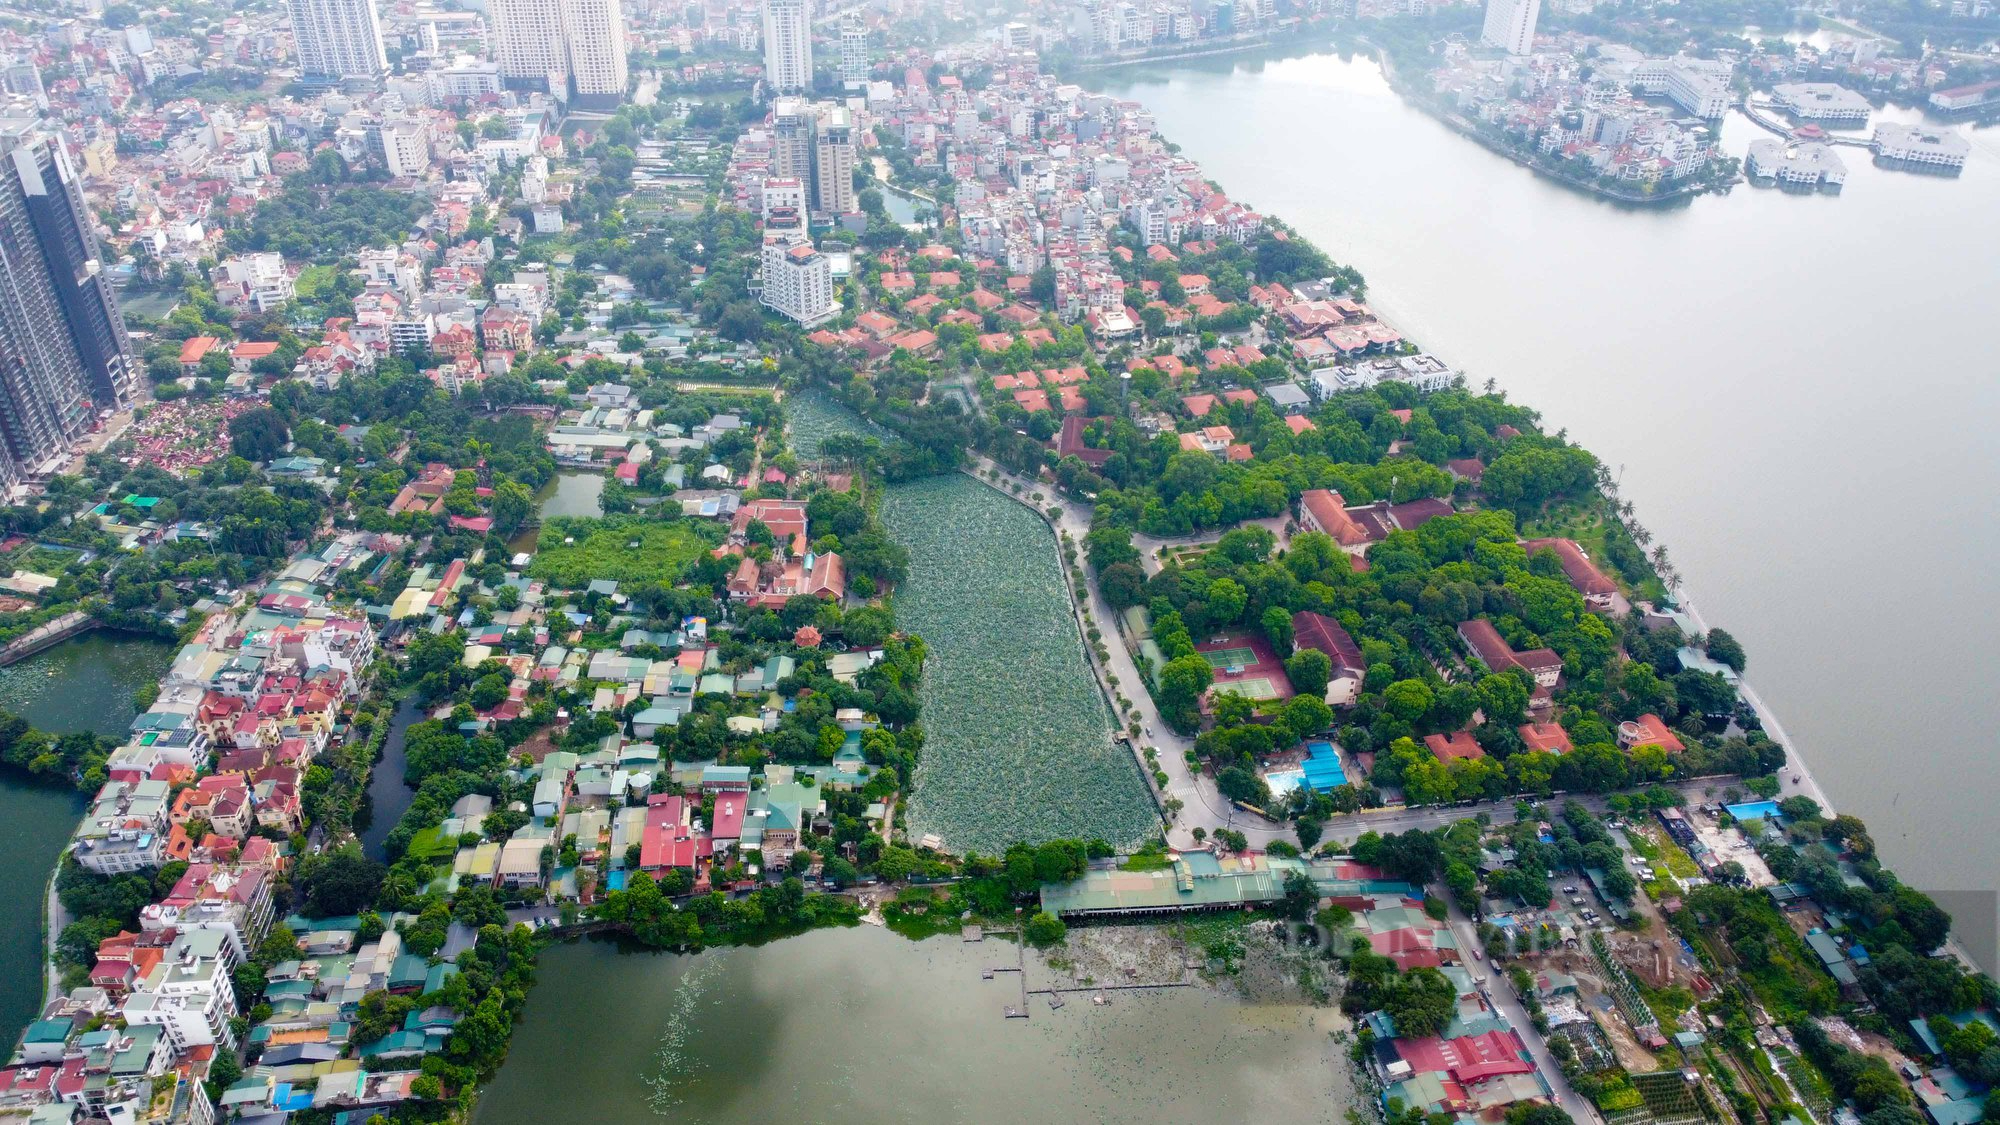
[0,118,138,490]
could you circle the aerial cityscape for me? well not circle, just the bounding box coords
[0,0,1990,1121]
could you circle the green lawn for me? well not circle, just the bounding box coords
[293,264,339,299]
[526,516,721,588]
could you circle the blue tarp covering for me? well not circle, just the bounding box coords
[1302,741,1347,790]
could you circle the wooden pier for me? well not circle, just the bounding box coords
[977,930,1194,1018]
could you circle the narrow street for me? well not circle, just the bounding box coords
[1441,894,1605,1125]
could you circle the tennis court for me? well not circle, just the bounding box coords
[1220,676,1280,700]
[1202,646,1258,669]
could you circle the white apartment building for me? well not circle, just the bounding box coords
[428,56,503,102]
[378,119,430,176]
[1746,138,1847,188]
[760,234,837,328]
[1771,82,1873,124]
[562,0,627,101]
[122,932,239,1051]
[490,0,568,89]
[1480,0,1539,55]
[1666,66,1729,118]
[73,779,170,874]
[839,13,866,87]
[1871,122,1969,170]
[288,0,388,81]
[762,175,806,229]
[762,0,812,95]
[210,252,295,312]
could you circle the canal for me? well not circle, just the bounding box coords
[475,926,1347,1125]
[356,697,428,861]
[0,632,175,1048]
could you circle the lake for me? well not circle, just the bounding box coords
[0,632,175,1047]
[1085,49,2000,955]
[0,631,175,737]
[508,472,608,555]
[475,926,1347,1125]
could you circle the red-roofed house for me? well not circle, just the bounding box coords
[1298,489,1376,553]
[1291,611,1367,705]
[1425,731,1485,762]
[179,336,221,373]
[1457,619,1563,687]
[1518,722,1573,754]
[1521,538,1617,610]
[1618,713,1685,753]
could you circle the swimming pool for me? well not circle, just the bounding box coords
[1264,767,1306,799]
[1725,799,1782,823]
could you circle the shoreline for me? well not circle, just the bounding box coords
[1361,43,1721,208]
[1089,45,1854,858]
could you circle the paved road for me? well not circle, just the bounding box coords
[1440,894,1605,1125]
[1317,777,1740,846]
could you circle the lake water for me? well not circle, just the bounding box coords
[538,472,606,520]
[0,632,175,737]
[881,474,1157,853]
[0,633,174,1047]
[1086,50,2000,951]
[475,926,1347,1125]
[508,472,608,555]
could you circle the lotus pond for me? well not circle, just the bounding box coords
[787,389,1156,851]
[786,387,891,459]
[880,474,1157,853]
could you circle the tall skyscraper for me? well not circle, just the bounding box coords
[813,106,856,215]
[561,0,628,104]
[1480,0,1540,55]
[839,13,867,88]
[0,118,138,491]
[490,0,569,90]
[762,0,812,95]
[287,0,388,81]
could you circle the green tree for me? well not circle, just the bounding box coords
[1157,654,1213,732]
[1285,648,1332,700]
[1383,679,1434,722]
[1024,910,1067,947]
